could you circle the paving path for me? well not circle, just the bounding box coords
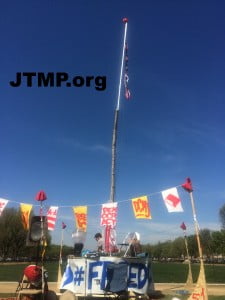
[0,282,225,296]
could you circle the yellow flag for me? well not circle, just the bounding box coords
[20,203,33,230]
[73,206,87,232]
[132,196,151,219]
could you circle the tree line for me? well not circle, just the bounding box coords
[142,229,225,262]
[0,206,225,261]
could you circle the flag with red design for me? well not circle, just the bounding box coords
[73,206,88,232]
[0,198,8,216]
[161,187,183,213]
[132,195,152,219]
[47,206,58,231]
[100,202,118,227]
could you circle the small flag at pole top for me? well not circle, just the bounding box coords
[35,190,47,201]
[180,222,187,231]
[124,42,131,100]
[62,222,66,229]
[182,177,193,193]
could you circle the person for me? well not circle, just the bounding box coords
[94,232,104,252]
[129,237,142,257]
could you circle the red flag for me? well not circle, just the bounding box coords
[180,222,186,231]
[62,222,66,229]
[182,177,193,193]
[35,190,47,201]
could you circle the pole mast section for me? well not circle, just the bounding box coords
[109,18,128,203]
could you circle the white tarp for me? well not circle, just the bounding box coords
[60,256,154,295]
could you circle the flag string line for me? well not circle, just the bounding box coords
[1,184,183,209]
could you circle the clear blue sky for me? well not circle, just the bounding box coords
[1,1,225,249]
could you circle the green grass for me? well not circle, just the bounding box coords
[0,262,224,300]
[0,261,225,283]
[152,262,225,283]
[0,261,65,281]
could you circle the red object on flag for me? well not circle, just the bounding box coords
[166,194,180,207]
[182,177,193,193]
[122,17,128,23]
[47,206,58,231]
[161,187,183,213]
[62,222,66,229]
[35,190,47,201]
[180,222,187,231]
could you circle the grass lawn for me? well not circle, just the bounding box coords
[0,261,225,283]
[152,262,225,283]
[0,262,224,299]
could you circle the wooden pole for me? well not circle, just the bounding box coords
[182,230,193,286]
[109,19,128,203]
[189,191,203,258]
[57,227,64,289]
[187,191,208,300]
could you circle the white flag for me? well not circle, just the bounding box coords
[161,187,183,213]
[0,198,9,216]
[47,206,58,231]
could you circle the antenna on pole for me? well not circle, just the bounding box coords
[109,18,128,203]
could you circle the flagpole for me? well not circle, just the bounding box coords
[188,190,208,299]
[57,226,64,289]
[109,18,128,203]
[189,191,203,258]
[182,229,193,286]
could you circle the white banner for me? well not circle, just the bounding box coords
[0,198,9,216]
[60,256,153,295]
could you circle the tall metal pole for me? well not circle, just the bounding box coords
[109,18,128,203]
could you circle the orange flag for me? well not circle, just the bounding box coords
[132,196,152,219]
[73,206,87,232]
[20,203,33,230]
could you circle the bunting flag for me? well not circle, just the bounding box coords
[0,179,191,226]
[182,177,193,193]
[35,190,47,201]
[101,202,118,252]
[180,222,187,231]
[47,206,58,231]
[124,41,131,100]
[132,195,152,219]
[100,202,118,227]
[162,187,183,213]
[0,198,9,216]
[73,206,87,232]
[20,203,33,230]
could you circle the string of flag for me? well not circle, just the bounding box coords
[0,178,193,233]
[124,41,131,100]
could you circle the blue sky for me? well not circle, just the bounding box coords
[1,1,225,250]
